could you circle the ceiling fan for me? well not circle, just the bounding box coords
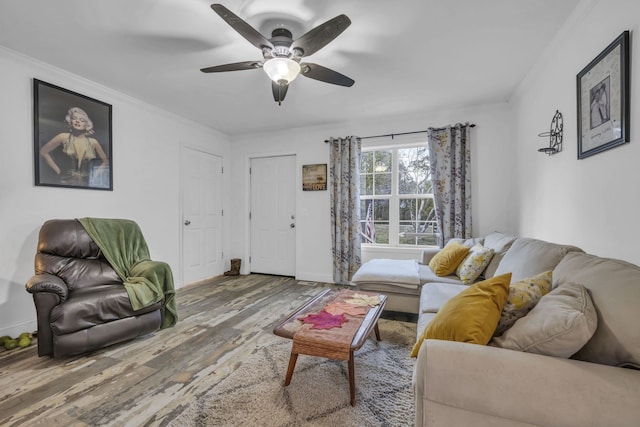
[201,4,355,105]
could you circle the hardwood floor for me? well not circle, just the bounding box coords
[0,275,377,426]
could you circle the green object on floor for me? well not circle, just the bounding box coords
[4,339,18,350]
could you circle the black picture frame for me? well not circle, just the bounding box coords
[577,31,630,159]
[33,79,113,190]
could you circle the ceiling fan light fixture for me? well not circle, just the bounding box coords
[263,57,301,84]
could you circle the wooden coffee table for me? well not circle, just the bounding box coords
[273,289,387,406]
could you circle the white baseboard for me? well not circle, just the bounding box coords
[295,273,334,284]
[0,320,37,338]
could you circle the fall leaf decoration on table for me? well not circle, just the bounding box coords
[298,310,348,330]
[324,301,367,316]
[344,293,382,307]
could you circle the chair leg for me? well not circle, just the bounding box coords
[284,352,299,386]
[348,351,356,406]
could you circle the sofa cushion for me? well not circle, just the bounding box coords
[416,312,437,342]
[411,273,511,357]
[481,231,517,278]
[446,237,485,248]
[420,247,441,265]
[428,242,470,276]
[455,244,495,284]
[351,258,420,288]
[491,282,597,358]
[420,282,468,313]
[418,265,465,286]
[552,252,640,368]
[494,270,552,336]
[493,237,582,283]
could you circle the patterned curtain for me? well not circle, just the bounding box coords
[427,124,472,247]
[329,136,362,284]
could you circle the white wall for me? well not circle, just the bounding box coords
[229,102,515,282]
[0,47,231,338]
[511,0,640,264]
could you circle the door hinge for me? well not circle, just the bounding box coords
[249,256,251,263]
[222,251,224,259]
[221,166,224,174]
[221,209,224,216]
[249,212,251,220]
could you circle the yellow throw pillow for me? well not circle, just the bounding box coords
[411,273,512,357]
[494,271,552,336]
[455,243,495,284]
[428,242,471,276]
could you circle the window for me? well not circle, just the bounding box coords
[360,143,438,246]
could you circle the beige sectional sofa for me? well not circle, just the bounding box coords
[412,232,640,427]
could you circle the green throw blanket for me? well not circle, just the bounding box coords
[78,217,177,329]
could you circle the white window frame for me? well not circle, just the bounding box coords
[360,134,437,248]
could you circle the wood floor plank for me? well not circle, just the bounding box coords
[0,275,389,426]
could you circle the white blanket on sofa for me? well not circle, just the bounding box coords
[352,259,420,287]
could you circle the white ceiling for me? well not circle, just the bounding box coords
[0,0,580,136]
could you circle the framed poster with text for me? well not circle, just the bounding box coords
[302,164,327,191]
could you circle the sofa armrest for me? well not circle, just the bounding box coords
[25,274,68,357]
[415,340,640,427]
[420,248,440,265]
[26,273,69,302]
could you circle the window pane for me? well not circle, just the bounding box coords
[374,199,389,221]
[360,199,389,244]
[361,151,374,173]
[373,223,389,244]
[374,172,392,195]
[398,197,438,246]
[360,173,373,195]
[399,198,416,221]
[417,234,438,246]
[360,199,369,220]
[399,221,416,245]
[374,150,392,173]
[398,147,431,195]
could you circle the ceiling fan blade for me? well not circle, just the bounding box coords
[300,63,354,87]
[211,4,274,51]
[291,14,351,57]
[200,60,262,73]
[272,81,289,105]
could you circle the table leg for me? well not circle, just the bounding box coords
[374,322,381,341]
[348,350,356,406]
[284,352,299,386]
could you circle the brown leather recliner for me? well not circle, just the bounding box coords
[25,219,163,358]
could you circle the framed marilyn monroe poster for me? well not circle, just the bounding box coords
[33,79,113,190]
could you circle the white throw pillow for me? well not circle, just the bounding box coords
[455,244,495,284]
[490,282,597,358]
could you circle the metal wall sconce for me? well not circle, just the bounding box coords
[537,110,563,155]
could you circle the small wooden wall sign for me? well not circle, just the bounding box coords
[302,164,327,191]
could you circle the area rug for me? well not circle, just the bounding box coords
[173,319,416,426]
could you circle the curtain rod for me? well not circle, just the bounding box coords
[324,123,475,143]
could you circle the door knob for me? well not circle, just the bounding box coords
[184,220,191,226]
[290,223,295,228]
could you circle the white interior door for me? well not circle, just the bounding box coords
[250,155,296,276]
[182,147,223,284]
